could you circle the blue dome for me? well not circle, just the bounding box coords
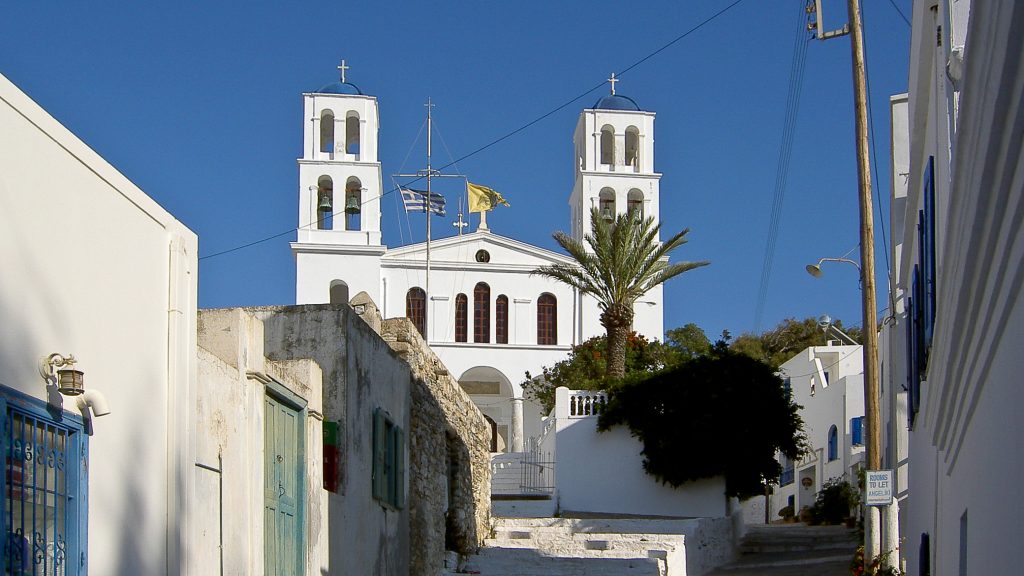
[315,81,364,95]
[593,94,640,111]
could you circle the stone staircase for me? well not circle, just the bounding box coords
[464,516,703,575]
[705,524,858,575]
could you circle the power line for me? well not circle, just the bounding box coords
[752,2,811,332]
[200,0,749,261]
[886,0,911,27]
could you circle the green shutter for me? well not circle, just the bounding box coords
[396,427,406,509]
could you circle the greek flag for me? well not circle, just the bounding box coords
[400,187,446,216]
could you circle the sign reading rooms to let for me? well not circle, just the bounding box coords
[865,470,893,506]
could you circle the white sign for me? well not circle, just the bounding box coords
[865,470,893,506]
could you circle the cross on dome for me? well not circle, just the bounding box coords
[337,59,350,83]
[607,72,619,95]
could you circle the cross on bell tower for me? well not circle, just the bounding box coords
[607,72,618,95]
[337,59,350,83]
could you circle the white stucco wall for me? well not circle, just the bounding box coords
[553,388,727,518]
[895,2,1024,573]
[0,72,197,574]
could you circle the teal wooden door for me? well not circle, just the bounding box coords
[264,394,302,575]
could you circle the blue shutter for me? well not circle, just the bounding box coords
[851,417,863,446]
[923,156,937,348]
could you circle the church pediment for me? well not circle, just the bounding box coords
[382,231,573,270]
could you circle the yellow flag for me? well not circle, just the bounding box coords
[467,182,510,213]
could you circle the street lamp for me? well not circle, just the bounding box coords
[805,257,861,278]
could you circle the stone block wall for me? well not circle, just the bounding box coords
[380,317,492,574]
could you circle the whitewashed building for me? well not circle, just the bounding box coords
[769,344,865,519]
[0,72,198,575]
[883,1,1024,573]
[291,70,667,453]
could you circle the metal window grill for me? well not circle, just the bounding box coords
[3,401,85,576]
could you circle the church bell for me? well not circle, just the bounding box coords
[344,193,361,214]
[318,192,333,213]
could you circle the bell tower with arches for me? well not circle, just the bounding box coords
[568,74,661,241]
[292,61,386,306]
[567,74,664,340]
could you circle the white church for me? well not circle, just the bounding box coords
[291,66,666,452]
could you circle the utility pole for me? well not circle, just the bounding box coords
[808,0,883,565]
[847,0,883,562]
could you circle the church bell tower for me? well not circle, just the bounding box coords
[568,74,664,339]
[568,74,661,240]
[292,61,386,306]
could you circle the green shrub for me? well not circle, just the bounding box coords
[812,477,859,525]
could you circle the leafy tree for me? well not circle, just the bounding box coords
[664,323,711,364]
[598,342,807,499]
[523,332,671,413]
[533,207,708,379]
[731,317,861,369]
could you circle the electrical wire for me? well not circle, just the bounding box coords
[886,0,911,27]
[199,0,749,261]
[752,2,811,331]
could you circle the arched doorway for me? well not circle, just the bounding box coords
[458,366,516,453]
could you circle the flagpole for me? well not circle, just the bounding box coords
[425,98,434,339]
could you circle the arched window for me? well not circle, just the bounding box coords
[346,112,360,155]
[345,176,362,231]
[495,295,509,344]
[320,110,335,154]
[600,125,615,165]
[455,294,468,343]
[329,280,349,305]
[473,283,490,343]
[827,425,838,461]
[627,189,644,218]
[537,293,557,345]
[625,126,639,168]
[317,175,334,230]
[406,287,426,338]
[599,188,616,221]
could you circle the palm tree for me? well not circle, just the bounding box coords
[534,207,708,379]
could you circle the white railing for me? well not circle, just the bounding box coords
[568,391,607,417]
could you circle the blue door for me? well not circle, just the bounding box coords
[264,394,302,575]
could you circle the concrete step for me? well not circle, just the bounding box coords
[461,546,665,576]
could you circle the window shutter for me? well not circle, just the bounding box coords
[372,409,385,500]
[395,427,406,509]
[923,156,937,348]
[851,417,863,446]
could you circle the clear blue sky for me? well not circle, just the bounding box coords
[1,1,912,340]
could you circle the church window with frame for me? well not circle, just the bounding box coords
[627,189,644,217]
[455,294,468,343]
[320,109,335,154]
[625,126,640,169]
[406,287,426,338]
[600,125,615,165]
[1,388,88,576]
[345,111,360,155]
[316,176,334,230]
[537,293,557,345]
[473,283,490,343]
[495,295,509,344]
[599,188,615,221]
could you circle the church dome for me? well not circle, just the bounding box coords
[593,94,640,111]
[314,81,364,95]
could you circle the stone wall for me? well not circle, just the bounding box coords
[379,316,492,574]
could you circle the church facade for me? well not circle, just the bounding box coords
[292,68,666,452]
